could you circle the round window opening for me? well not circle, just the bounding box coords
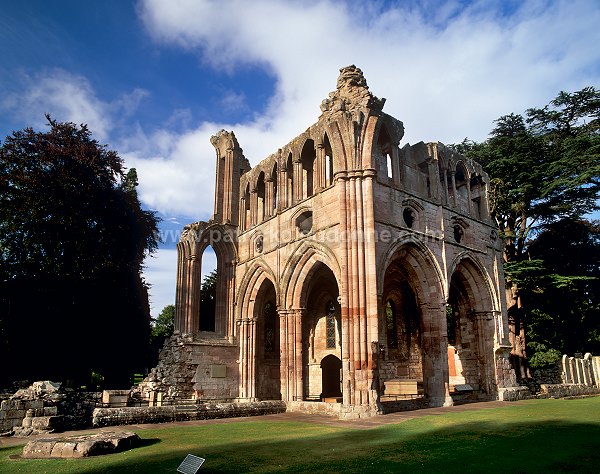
[296,211,313,235]
[255,235,264,253]
[453,225,464,243]
[403,208,415,228]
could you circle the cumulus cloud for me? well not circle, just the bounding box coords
[143,246,217,316]
[131,0,600,218]
[2,69,149,142]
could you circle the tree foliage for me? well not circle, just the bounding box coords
[200,270,217,332]
[0,117,159,387]
[151,304,175,339]
[149,304,175,367]
[456,87,600,369]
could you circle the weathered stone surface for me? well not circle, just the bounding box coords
[135,64,518,419]
[92,401,286,427]
[0,381,101,434]
[23,431,140,458]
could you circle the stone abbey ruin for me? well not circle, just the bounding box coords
[138,65,521,418]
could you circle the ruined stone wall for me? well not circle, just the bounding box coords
[0,381,100,435]
[135,335,238,402]
[92,401,286,428]
[164,65,515,415]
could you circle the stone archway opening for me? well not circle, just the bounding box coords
[447,259,496,399]
[299,261,341,402]
[380,244,448,407]
[254,277,281,400]
[320,354,342,399]
[381,271,424,402]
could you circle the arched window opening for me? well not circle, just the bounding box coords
[326,301,336,349]
[324,133,334,186]
[286,153,293,207]
[378,124,394,181]
[257,171,266,223]
[386,300,398,349]
[263,301,278,357]
[301,139,316,198]
[200,245,217,332]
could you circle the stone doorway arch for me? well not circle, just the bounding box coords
[321,354,342,399]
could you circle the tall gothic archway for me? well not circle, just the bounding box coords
[448,256,498,396]
[380,241,450,407]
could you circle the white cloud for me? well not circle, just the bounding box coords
[129,0,600,220]
[143,245,217,318]
[2,69,113,140]
[2,69,149,143]
[6,0,600,316]
[144,248,178,317]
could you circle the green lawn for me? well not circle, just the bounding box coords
[2,397,600,473]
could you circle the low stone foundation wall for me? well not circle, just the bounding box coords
[92,400,286,427]
[498,384,600,401]
[497,386,532,401]
[286,401,382,419]
[539,384,600,398]
[287,401,342,417]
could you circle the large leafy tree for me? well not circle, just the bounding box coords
[0,117,159,387]
[456,87,600,377]
[149,304,175,366]
[199,270,217,332]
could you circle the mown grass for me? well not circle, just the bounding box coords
[1,397,600,473]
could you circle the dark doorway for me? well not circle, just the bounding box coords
[321,354,342,398]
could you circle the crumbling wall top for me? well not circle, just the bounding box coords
[320,65,386,116]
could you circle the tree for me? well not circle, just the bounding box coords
[456,87,600,377]
[149,304,175,366]
[152,304,175,339]
[200,270,217,332]
[0,116,159,387]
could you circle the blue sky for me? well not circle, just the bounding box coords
[2,0,599,317]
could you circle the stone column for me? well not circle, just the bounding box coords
[562,354,572,384]
[443,170,450,205]
[184,253,201,335]
[338,176,352,406]
[293,158,303,203]
[265,176,274,218]
[391,145,401,186]
[421,304,453,407]
[451,172,457,207]
[250,188,258,227]
[279,310,290,402]
[174,242,186,334]
[316,142,325,190]
[239,196,247,230]
[279,166,287,210]
[238,317,257,400]
[475,311,495,394]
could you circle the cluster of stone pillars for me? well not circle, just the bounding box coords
[562,353,600,386]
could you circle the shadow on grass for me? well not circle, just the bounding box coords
[134,438,161,449]
[20,418,597,474]
[4,397,600,474]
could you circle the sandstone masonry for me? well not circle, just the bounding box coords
[137,65,519,418]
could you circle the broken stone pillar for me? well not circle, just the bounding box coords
[562,354,572,384]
